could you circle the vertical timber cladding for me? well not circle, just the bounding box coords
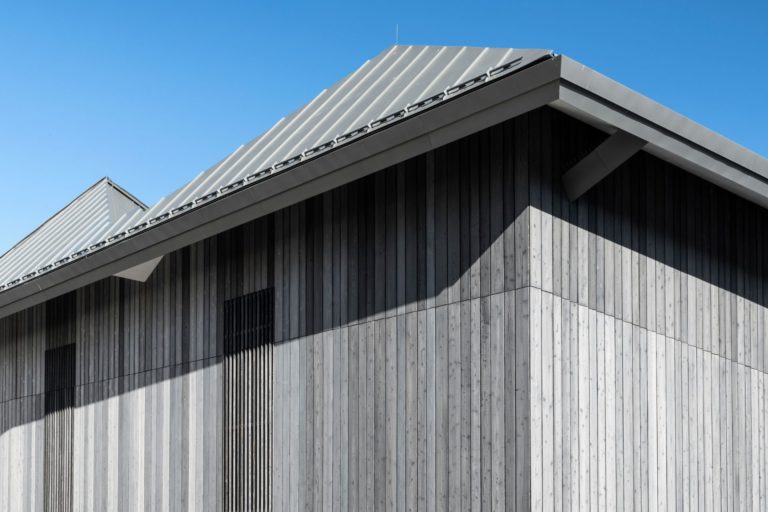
[44,292,77,512]
[223,287,275,511]
[526,108,768,510]
[270,113,538,511]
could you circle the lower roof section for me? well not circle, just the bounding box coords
[0,178,146,289]
[0,51,765,319]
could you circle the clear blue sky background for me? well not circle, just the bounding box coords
[1,0,766,254]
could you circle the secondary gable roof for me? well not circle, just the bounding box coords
[0,178,146,289]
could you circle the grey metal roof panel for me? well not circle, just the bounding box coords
[4,42,768,320]
[1,43,767,316]
[127,45,551,226]
[0,178,146,287]
[0,45,551,294]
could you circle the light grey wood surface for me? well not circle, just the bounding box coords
[2,108,768,510]
[523,109,768,512]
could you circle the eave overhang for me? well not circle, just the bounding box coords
[1,53,765,319]
[552,56,768,209]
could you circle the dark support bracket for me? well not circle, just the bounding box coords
[562,129,647,200]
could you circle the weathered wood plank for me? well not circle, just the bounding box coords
[2,107,768,512]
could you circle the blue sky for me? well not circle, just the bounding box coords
[0,0,766,254]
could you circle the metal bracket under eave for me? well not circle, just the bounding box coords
[113,256,163,283]
[562,129,647,201]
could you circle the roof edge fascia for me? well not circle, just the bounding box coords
[4,52,767,320]
[552,55,768,209]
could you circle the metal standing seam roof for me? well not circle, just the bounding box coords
[2,43,768,318]
[0,45,553,294]
[0,178,146,288]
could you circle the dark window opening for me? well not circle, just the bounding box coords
[44,343,76,512]
[223,287,274,511]
[44,343,76,414]
[223,287,275,355]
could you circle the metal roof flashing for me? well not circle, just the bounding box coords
[0,45,765,320]
[552,55,768,207]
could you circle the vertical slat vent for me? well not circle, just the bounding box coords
[44,343,76,512]
[223,287,274,512]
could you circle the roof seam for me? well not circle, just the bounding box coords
[0,46,553,295]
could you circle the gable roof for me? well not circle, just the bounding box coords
[96,45,552,242]
[0,44,765,319]
[0,178,146,288]
[0,45,552,296]
[129,45,552,227]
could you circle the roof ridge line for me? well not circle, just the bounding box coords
[0,46,552,294]
[103,177,149,211]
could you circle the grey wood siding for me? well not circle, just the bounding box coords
[528,110,768,511]
[1,107,767,510]
[0,228,271,511]
[268,114,541,510]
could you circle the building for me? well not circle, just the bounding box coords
[1,45,767,511]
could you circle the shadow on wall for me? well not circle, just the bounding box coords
[1,107,766,438]
[542,129,768,319]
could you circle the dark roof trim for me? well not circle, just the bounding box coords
[553,56,768,209]
[1,52,766,319]
[0,57,562,319]
[0,47,553,297]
